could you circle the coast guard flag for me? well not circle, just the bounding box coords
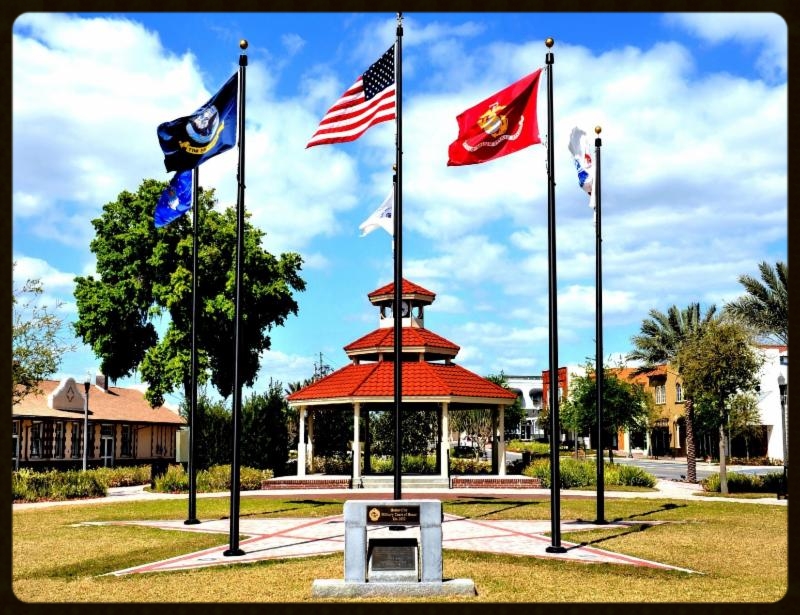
[157,73,238,172]
[154,170,192,228]
[307,46,396,148]
[447,69,542,166]
[568,126,595,211]
[359,191,394,237]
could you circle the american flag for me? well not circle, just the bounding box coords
[306,46,396,148]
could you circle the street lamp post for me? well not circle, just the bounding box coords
[82,377,90,471]
[778,373,788,498]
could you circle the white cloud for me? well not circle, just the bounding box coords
[664,12,787,80]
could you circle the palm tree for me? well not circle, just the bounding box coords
[725,260,788,345]
[627,303,718,483]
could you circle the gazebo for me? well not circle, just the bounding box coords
[286,279,517,484]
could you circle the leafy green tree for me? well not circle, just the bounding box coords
[311,407,353,459]
[449,409,493,459]
[628,303,718,483]
[677,318,762,493]
[726,392,762,460]
[188,394,231,469]
[560,363,651,463]
[725,260,788,344]
[370,408,437,464]
[73,179,305,407]
[13,268,76,404]
[241,380,290,473]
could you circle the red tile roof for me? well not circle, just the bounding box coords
[13,380,185,425]
[344,327,459,354]
[286,361,517,404]
[368,279,436,301]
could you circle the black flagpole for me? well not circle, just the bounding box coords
[545,37,566,554]
[393,12,404,501]
[185,168,200,525]
[594,126,606,524]
[224,40,247,557]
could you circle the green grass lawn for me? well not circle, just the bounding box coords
[11,495,787,603]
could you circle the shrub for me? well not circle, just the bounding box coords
[402,454,437,473]
[153,464,189,492]
[369,456,394,473]
[522,459,657,489]
[92,465,151,487]
[605,464,657,488]
[449,457,492,475]
[12,468,107,502]
[523,458,553,487]
[153,464,273,492]
[559,458,596,488]
[506,440,550,457]
[310,455,351,474]
[701,471,785,493]
[365,455,438,473]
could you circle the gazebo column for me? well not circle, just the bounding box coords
[440,402,450,479]
[498,404,506,476]
[353,402,361,481]
[491,409,498,473]
[307,411,314,472]
[297,406,307,477]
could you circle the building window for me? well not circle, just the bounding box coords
[53,421,65,459]
[655,385,666,405]
[71,422,82,459]
[12,421,19,470]
[121,424,133,457]
[30,422,43,458]
[780,355,788,366]
[675,383,684,403]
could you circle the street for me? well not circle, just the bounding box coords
[501,448,781,482]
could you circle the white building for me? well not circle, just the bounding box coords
[755,345,788,463]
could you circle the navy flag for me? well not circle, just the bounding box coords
[154,170,192,228]
[157,73,238,172]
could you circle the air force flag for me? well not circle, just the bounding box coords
[568,126,595,211]
[154,170,193,228]
[359,190,394,237]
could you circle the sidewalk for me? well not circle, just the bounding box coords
[12,477,787,511]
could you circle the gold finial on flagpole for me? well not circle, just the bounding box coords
[595,126,602,135]
[545,37,554,48]
[240,39,248,50]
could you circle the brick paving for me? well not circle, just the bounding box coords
[97,513,696,576]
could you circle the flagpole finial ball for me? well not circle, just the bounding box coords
[545,38,554,48]
[240,40,248,50]
[595,126,602,135]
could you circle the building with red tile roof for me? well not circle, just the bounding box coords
[12,376,185,471]
[287,279,516,482]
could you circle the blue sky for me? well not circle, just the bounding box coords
[12,12,788,403]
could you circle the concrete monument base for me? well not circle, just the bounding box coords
[311,578,477,598]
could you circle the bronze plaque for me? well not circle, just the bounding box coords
[369,539,418,571]
[366,505,421,525]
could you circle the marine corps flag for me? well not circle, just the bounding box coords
[157,73,238,173]
[447,69,542,166]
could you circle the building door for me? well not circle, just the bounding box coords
[100,425,114,467]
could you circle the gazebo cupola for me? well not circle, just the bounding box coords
[345,279,459,365]
[368,278,435,329]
